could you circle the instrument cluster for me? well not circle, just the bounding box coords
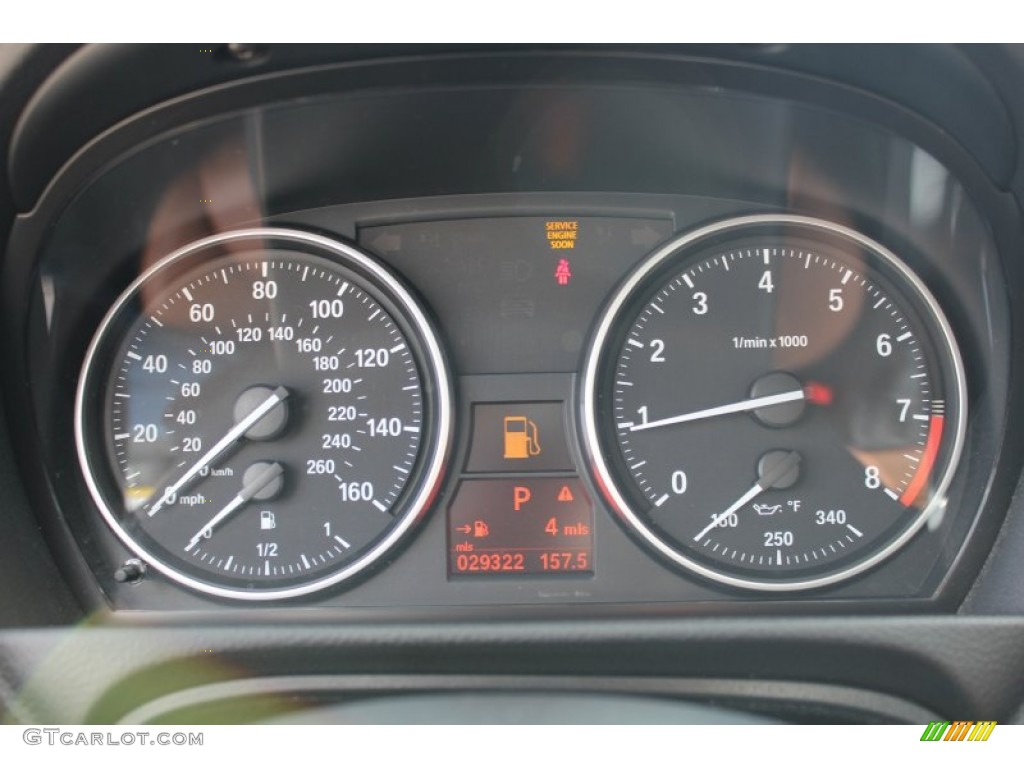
[5,56,1012,612]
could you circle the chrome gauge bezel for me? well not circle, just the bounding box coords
[580,214,968,592]
[75,228,454,601]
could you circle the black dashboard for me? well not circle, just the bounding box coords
[1,44,1024,725]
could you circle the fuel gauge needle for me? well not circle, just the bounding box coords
[147,386,289,516]
[185,462,284,552]
[693,451,801,542]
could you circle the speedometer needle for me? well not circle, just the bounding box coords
[184,462,284,552]
[629,390,806,432]
[693,451,801,542]
[148,386,290,516]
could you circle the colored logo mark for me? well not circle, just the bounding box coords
[920,721,997,741]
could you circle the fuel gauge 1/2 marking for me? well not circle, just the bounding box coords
[581,215,966,591]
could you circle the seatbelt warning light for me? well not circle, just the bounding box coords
[554,258,572,286]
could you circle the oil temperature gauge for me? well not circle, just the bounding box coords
[581,215,966,591]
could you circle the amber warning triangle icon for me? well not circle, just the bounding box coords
[557,486,574,502]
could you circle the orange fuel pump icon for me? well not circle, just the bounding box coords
[503,415,541,459]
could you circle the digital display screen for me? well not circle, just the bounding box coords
[448,478,594,576]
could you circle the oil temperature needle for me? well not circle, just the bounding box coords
[184,462,284,552]
[147,386,290,516]
[693,451,801,542]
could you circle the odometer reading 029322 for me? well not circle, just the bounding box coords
[581,215,966,591]
[76,229,452,600]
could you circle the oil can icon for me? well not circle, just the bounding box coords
[503,415,541,459]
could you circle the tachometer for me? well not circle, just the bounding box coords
[581,215,966,591]
[76,228,452,600]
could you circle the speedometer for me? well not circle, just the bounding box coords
[75,228,452,601]
[581,215,966,591]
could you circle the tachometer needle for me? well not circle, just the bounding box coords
[148,386,290,516]
[185,462,284,552]
[693,451,801,542]
[630,390,805,432]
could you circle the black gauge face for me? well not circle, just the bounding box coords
[76,229,452,600]
[582,215,966,591]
